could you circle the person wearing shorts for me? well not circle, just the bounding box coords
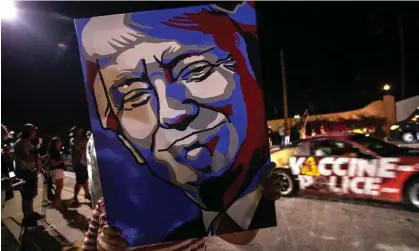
[48,137,66,210]
[70,127,91,205]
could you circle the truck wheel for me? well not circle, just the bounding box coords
[402,132,416,143]
[404,177,419,212]
[275,169,299,197]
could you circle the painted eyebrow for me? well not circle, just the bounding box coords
[155,47,215,71]
[112,77,148,89]
[111,59,149,88]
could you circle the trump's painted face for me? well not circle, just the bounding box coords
[82,4,266,210]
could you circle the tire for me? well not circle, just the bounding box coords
[274,168,299,197]
[404,177,419,212]
[402,132,416,143]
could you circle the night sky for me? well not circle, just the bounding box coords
[2,1,419,137]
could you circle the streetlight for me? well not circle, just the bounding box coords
[294,115,301,119]
[1,0,18,21]
[383,84,391,91]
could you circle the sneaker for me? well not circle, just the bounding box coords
[21,212,43,227]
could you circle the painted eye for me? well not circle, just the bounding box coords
[181,62,215,83]
[123,90,151,109]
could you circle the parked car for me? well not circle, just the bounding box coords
[391,107,419,143]
[270,133,419,211]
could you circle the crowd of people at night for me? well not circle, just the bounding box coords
[1,121,283,251]
[1,123,91,223]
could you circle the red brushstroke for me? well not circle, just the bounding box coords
[86,60,119,131]
[86,61,98,92]
[106,110,119,130]
[174,115,188,124]
[206,136,219,157]
[201,104,233,116]
[188,52,201,57]
[163,9,267,207]
[163,68,172,83]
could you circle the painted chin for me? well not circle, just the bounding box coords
[159,122,225,171]
[180,133,220,173]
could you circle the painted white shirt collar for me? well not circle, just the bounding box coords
[202,186,263,232]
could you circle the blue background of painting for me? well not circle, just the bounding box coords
[74,3,271,247]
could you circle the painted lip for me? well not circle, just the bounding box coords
[157,121,226,152]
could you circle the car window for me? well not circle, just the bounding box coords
[310,139,333,156]
[349,135,399,156]
[294,142,310,156]
[310,139,360,157]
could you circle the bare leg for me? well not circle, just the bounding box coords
[55,178,64,209]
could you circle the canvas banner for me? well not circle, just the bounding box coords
[75,2,276,247]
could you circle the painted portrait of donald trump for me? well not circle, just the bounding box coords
[75,2,276,247]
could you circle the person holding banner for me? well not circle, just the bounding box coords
[84,134,282,251]
[77,1,280,248]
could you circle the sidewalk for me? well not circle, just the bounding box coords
[1,173,93,251]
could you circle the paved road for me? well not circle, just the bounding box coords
[2,172,419,251]
[2,172,90,251]
[207,195,419,251]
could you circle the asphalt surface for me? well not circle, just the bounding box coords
[1,172,91,251]
[2,172,418,251]
[206,195,419,251]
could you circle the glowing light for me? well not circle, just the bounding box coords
[294,115,300,119]
[352,128,364,134]
[390,125,399,131]
[383,84,391,91]
[58,43,67,49]
[1,0,17,20]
